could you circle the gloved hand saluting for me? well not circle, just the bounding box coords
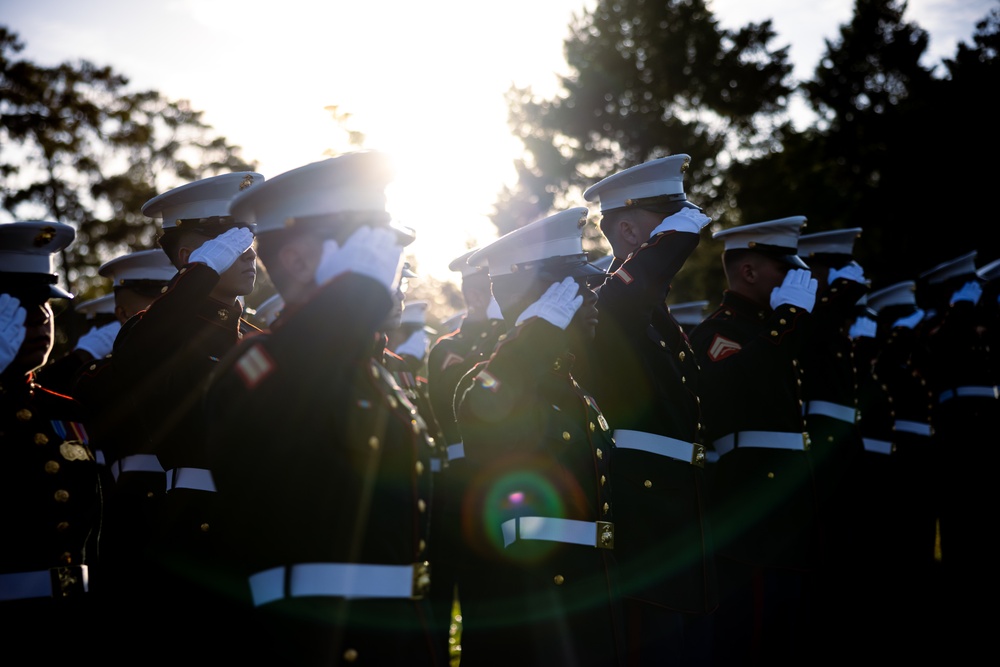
[892,309,925,330]
[0,293,27,374]
[950,280,983,306]
[395,329,430,360]
[828,260,866,285]
[848,315,877,340]
[515,276,583,330]
[314,226,404,293]
[188,227,255,275]
[649,208,713,237]
[770,268,818,313]
[75,320,122,359]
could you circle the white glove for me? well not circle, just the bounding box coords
[848,315,877,339]
[486,295,504,320]
[74,320,122,359]
[770,268,818,312]
[0,294,27,374]
[649,208,713,237]
[515,277,583,330]
[892,309,925,330]
[395,329,429,359]
[188,227,255,275]
[828,261,866,285]
[950,280,983,306]
[314,226,404,292]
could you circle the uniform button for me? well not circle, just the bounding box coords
[146,491,155,498]
[160,285,168,294]
[369,436,380,449]
[826,435,834,443]
[598,415,609,431]
[600,475,606,486]
[89,364,97,371]
[589,422,596,432]
[35,433,48,445]
[821,296,829,303]
[644,480,652,488]
[779,318,787,325]
[56,521,69,532]
[60,552,72,564]
[418,499,427,512]
[45,461,60,474]
[603,502,610,515]
[54,489,70,502]
[553,575,565,585]
[789,307,798,313]
[678,351,685,361]
[415,461,424,475]
[371,365,379,378]
[16,408,32,421]
[659,340,666,348]
[767,472,775,479]
[200,523,210,532]
[343,648,358,662]
[419,539,426,552]
[552,359,562,371]
[411,420,421,434]
[562,431,571,441]
[596,448,603,460]
[387,395,398,409]
[218,309,229,321]
[770,330,778,337]
[480,332,488,339]
[681,376,686,384]
[179,267,187,274]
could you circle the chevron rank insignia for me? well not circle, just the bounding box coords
[440,351,465,371]
[707,334,741,361]
[235,344,275,388]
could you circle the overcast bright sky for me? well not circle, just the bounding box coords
[4,0,996,281]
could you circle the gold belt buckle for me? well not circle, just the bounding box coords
[691,443,706,468]
[50,565,87,598]
[411,561,431,599]
[596,521,614,550]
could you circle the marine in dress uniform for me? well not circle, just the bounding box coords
[577,155,718,667]
[454,207,625,667]
[203,151,444,667]
[35,292,119,395]
[913,251,995,660]
[688,217,820,667]
[424,247,507,658]
[98,172,263,666]
[794,227,869,658]
[855,280,940,661]
[0,221,102,662]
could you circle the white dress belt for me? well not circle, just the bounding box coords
[805,400,857,424]
[612,429,705,467]
[894,420,932,437]
[713,431,809,458]
[938,385,998,403]
[446,443,465,461]
[166,467,217,492]
[863,438,894,455]
[0,565,89,601]
[249,562,429,606]
[501,516,614,550]
[111,454,163,481]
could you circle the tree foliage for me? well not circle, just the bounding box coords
[0,26,257,300]
[498,0,1000,298]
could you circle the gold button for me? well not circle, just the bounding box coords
[56,521,69,532]
[54,489,70,502]
[767,472,775,479]
[770,330,778,337]
[89,364,97,371]
[589,422,596,432]
[659,340,666,348]
[415,461,424,475]
[553,575,565,585]
[480,331,488,339]
[146,491,155,498]
[418,499,427,513]
[600,475,606,486]
[371,365,379,378]
[644,480,652,488]
[412,420,421,434]
[598,415,609,431]
[16,408,32,421]
[179,267,187,274]
[779,318,787,325]
[200,523,210,533]
[369,436,380,449]
[160,285,168,294]
[596,448,603,460]
[789,307,798,313]
[45,461,60,474]
[387,395,398,409]
[35,433,49,445]
[419,539,426,552]
[343,648,358,662]
[553,359,562,371]
[678,351,685,361]
[218,309,229,321]
[603,502,610,514]
[681,376,686,383]
[562,431,571,441]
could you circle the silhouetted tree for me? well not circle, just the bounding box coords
[0,26,257,298]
